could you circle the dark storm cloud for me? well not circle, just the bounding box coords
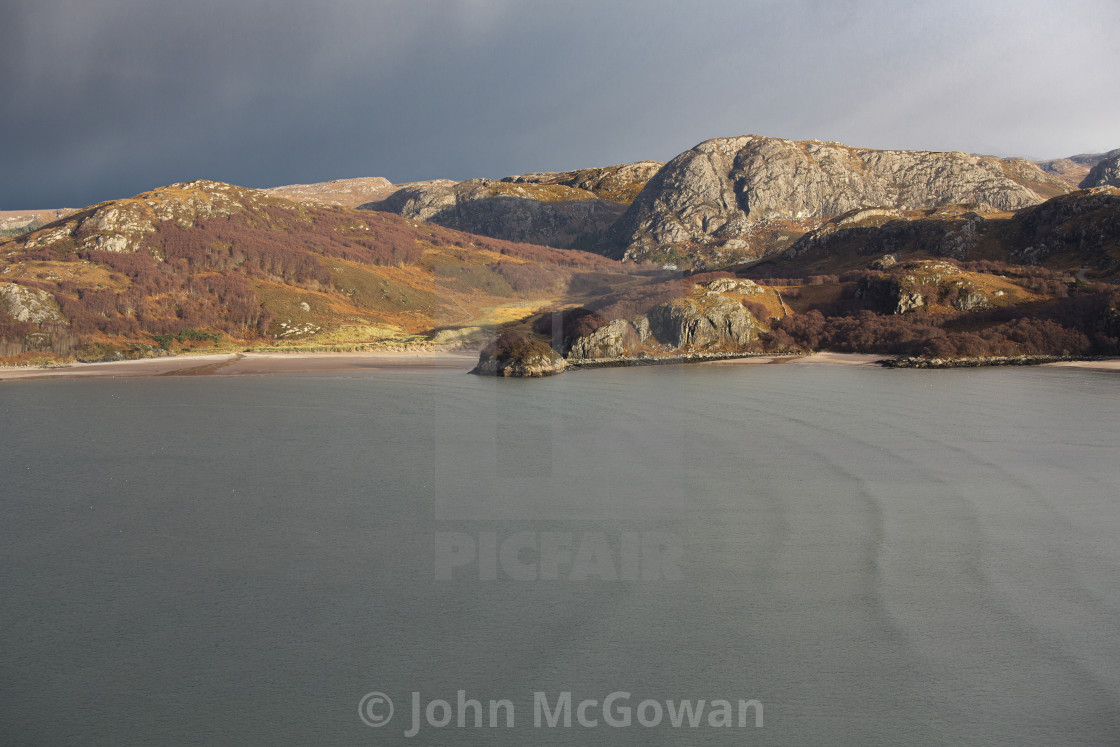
[3,0,1119,209]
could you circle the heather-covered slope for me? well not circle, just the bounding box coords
[0,181,636,364]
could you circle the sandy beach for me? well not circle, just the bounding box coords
[0,350,480,381]
[1042,359,1120,372]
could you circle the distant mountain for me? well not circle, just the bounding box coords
[1034,150,1120,187]
[1079,150,1120,189]
[603,135,1074,267]
[0,208,77,237]
[364,162,662,250]
[263,177,397,208]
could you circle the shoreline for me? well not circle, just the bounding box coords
[0,350,480,381]
[3,349,1117,382]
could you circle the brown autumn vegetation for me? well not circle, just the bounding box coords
[762,281,1120,357]
[1,186,642,362]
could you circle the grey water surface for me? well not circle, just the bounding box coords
[2,363,1119,745]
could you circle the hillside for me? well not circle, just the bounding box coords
[1033,151,1116,187]
[1080,151,1120,188]
[364,161,662,250]
[756,187,1120,278]
[474,252,1120,376]
[6,136,1120,372]
[604,135,1074,267]
[0,181,642,365]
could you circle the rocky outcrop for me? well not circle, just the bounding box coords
[0,282,68,324]
[646,294,760,349]
[19,180,267,254]
[953,289,991,312]
[1008,187,1120,266]
[564,278,766,358]
[264,177,397,208]
[882,355,1094,369]
[855,276,922,314]
[502,161,663,203]
[606,135,1073,266]
[472,330,567,377]
[854,261,992,315]
[567,318,643,358]
[703,277,764,295]
[366,178,625,249]
[1080,150,1120,188]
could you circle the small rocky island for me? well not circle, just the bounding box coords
[471,330,567,377]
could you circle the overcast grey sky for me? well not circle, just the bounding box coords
[3,0,1118,209]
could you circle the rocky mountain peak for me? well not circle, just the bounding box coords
[606,135,1074,267]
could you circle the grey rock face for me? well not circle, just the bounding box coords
[0,282,68,324]
[1080,150,1120,188]
[608,135,1073,264]
[895,290,926,314]
[646,295,759,349]
[704,277,763,295]
[567,318,642,358]
[366,178,625,249]
[954,290,990,312]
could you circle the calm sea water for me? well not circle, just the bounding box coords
[2,364,1119,745]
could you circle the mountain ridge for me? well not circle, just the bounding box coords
[5,135,1120,372]
[604,135,1074,267]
